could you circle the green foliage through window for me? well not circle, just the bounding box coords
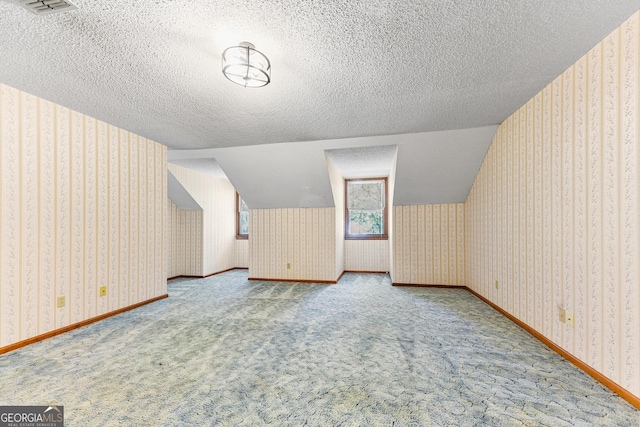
[348,210,383,235]
[239,211,249,235]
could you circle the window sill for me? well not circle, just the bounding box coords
[345,235,388,241]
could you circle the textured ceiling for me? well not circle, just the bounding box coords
[325,145,397,179]
[3,1,638,209]
[1,0,638,150]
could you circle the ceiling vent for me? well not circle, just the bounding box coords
[15,0,77,15]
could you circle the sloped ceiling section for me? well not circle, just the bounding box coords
[189,142,337,209]
[393,126,499,205]
[168,158,229,179]
[167,125,498,209]
[167,171,202,210]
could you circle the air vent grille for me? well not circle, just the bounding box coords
[16,0,77,15]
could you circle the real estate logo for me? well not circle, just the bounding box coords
[0,406,64,427]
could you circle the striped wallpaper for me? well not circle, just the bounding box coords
[345,240,390,272]
[167,199,203,278]
[392,204,465,286]
[235,239,249,269]
[167,164,236,276]
[466,11,640,397]
[0,83,167,348]
[249,208,337,282]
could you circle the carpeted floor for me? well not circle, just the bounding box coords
[0,270,638,426]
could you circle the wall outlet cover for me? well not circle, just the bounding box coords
[566,311,574,327]
[99,286,107,297]
[57,296,65,308]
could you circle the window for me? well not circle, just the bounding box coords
[345,178,387,239]
[236,193,249,239]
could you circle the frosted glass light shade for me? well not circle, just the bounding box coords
[222,42,271,88]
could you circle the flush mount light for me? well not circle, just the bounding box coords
[15,0,77,15]
[222,42,271,88]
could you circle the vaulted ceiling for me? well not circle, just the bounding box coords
[1,0,637,207]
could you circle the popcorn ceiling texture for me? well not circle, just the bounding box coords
[325,145,397,179]
[0,0,637,150]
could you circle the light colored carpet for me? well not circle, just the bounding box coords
[0,270,638,426]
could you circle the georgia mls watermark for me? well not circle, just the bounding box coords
[0,406,63,427]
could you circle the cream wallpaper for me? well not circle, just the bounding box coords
[167,199,203,278]
[0,83,167,348]
[249,208,337,282]
[235,238,249,269]
[392,204,465,286]
[167,164,236,276]
[466,11,640,397]
[345,240,390,272]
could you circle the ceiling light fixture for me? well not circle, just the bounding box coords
[222,42,271,88]
[15,0,77,15]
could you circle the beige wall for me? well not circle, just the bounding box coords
[167,200,203,277]
[392,204,465,285]
[167,164,236,276]
[345,240,390,272]
[0,83,167,347]
[249,208,337,282]
[466,11,640,397]
[235,239,249,269]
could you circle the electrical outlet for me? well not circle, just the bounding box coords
[495,279,498,289]
[99,286,107,297]
[287,262,291,270]
[57,296,65,308]
[559,308,566,323]
[566,311,574,327]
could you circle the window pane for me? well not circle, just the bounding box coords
[345,178,387,239]
[239,198,249,212]
[348,209,383,235]
[239,211,249,235]
[347,181,384,210]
